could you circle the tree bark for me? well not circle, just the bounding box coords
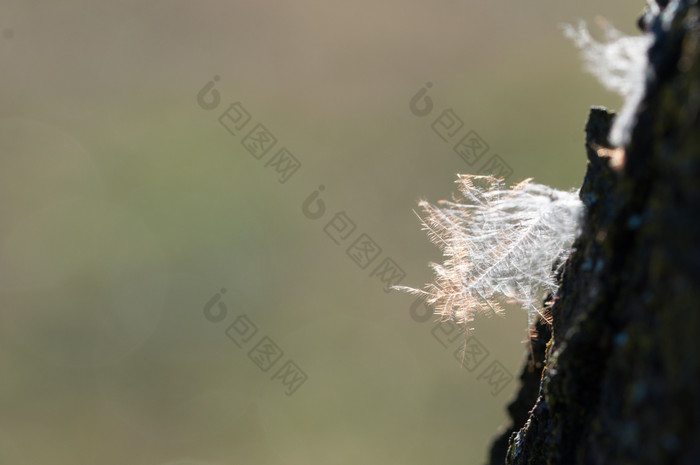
[489,2,700,464]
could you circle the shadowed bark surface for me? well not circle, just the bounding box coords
[489,2,700,464]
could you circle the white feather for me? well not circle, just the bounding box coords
[564,21,654,147]
[397,175,583,329]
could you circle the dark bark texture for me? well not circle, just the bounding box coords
[489,2,700,464]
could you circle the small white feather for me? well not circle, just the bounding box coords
[564,21,654,147]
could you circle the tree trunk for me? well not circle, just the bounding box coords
[489,2,700,464]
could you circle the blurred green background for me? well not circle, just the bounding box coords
[1,1,638,464]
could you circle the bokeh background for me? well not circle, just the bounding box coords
[1,1,640,464]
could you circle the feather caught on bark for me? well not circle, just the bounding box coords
[397,175,583,329]
[564,20,653,147]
